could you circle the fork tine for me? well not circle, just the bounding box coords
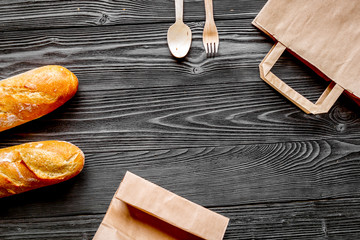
[207,42,212,57]
[204,37,219,56]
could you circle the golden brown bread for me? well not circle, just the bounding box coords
[0,141,85,198]
[0,65,78,132]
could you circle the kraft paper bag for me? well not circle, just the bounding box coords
[253,0,360,114]
[93,172,229,240]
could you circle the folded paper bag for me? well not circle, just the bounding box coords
[93,172,229,240]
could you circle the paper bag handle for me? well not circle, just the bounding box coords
[259,42,344,114]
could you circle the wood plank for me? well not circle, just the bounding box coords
[0,0,267,31]
[0,81,358,148]
[0,20,359,147]
[1,139,360,219]
[0,19,273,90]
[0,81,360,147]
[1,198,360,239]
[224,198,360,239]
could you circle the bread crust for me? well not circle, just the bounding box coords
[0,65,78,132]
[0,141,85,198]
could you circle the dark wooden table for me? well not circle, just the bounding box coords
[1,1,360,239]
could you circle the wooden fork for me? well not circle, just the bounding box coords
[203,0,219,56]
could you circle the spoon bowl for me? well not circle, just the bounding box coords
[167,21,192,58]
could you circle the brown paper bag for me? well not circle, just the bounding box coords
[253,0,360,114]
[93,172,229,240]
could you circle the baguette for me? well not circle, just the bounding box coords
[0,65,78,132]
[0,141,85,198]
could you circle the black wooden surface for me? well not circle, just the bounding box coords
[1,1,360,239]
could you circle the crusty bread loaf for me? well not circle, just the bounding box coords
[0,65,78,132]
[0,141,85,198]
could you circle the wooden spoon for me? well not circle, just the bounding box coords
[167,0,192,58]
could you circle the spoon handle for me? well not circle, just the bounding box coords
[204,0,214,21]
[175,0,183,22]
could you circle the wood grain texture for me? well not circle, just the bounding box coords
[0,81,359,148]
[1,139,360,220]
[1,198,360,239]
[0,0,267,31]
[0,19,271,89]
[223,198,360,239]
